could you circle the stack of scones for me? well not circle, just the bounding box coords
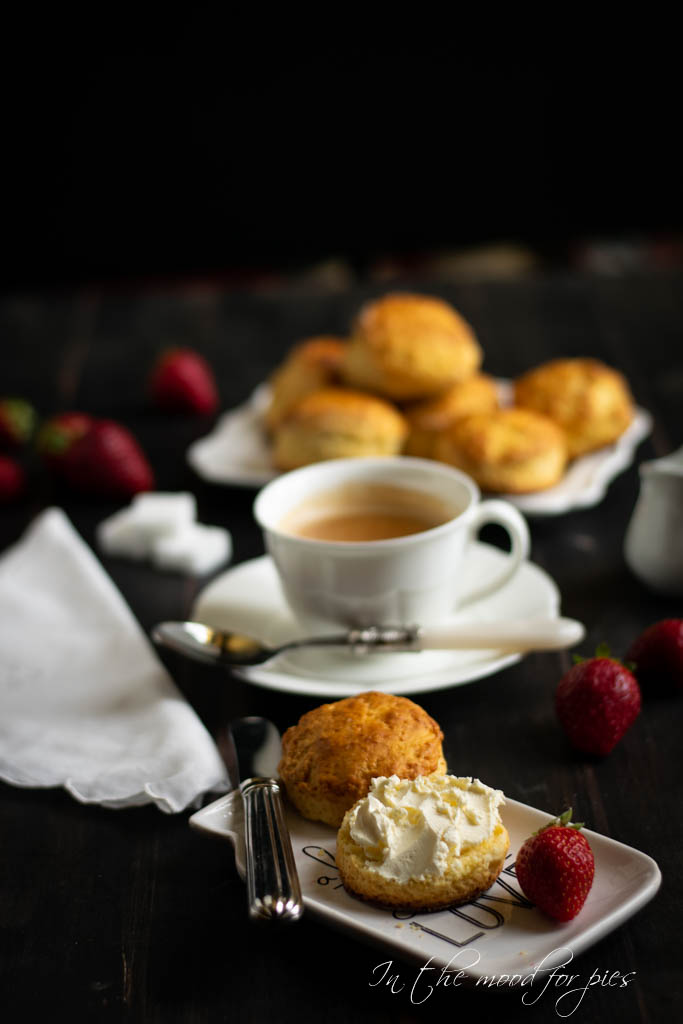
[264,292,635,494]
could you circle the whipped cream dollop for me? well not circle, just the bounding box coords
[347,774,505,883]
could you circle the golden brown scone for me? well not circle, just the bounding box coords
[278,692,446,828]
[404,373,500,458]
[271,387,408,471]
[265,336,347,432]
[342,293,483,400]
[514,357,635,458]
[337,818,509,912]
[336,774,509,911]
[433,408,569,493]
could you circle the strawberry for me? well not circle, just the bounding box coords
[37,411,94,472]
[627,619,683,693]
[515,809,595,922]
[555,647,641,755]
[61,419,154,497]
[149,348,219,415]
[0,398,36,448]
[0,455,26,502]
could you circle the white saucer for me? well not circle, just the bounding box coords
[191,544,561,697]
[186,383,652,515]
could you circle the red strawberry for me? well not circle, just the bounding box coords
[627,619,683,692]
[37,411,94,472]
[149,348,219,414]
[555,647,641,755]
[0,398,36,448]
[0,455,26,502]
[61,419,154,497]
[515,809,595,922]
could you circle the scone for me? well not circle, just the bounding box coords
[404,373,500,459]
[265,336,347,432]
[514,357,635,458]
[271,387,408,471]
[342,293,483,400]
[336,774,509,911]
[434,407,568,493]
[278,691,446,828]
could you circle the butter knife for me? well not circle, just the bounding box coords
[219,716,303,923]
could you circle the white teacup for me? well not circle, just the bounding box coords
[253,457,530,630]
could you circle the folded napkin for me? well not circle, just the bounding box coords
[0,507,229,812]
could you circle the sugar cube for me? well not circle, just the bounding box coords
[151,523,232,575]
[129,491,197,535]
[96,508,150,560]
[97,492,197,560]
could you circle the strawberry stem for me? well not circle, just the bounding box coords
[573,641,614,665]
[532,807,585,836]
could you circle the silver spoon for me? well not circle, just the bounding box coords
[151,617,585,668]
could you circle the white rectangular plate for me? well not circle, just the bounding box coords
[190,790,660,981]
[186,383,651,515]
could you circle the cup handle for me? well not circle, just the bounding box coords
[459,500,531,607]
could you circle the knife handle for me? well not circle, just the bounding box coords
[241,777,304,922]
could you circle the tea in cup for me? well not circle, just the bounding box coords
[253,457,530,630]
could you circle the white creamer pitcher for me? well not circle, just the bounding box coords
[624,446,683,595]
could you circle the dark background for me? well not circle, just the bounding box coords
[4,44,681,292]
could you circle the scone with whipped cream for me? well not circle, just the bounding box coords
[336,774,509,911]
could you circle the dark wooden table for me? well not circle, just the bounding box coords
[1,272,681,1023]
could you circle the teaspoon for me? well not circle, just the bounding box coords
[151,617,585,668]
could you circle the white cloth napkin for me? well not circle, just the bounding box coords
[0,507,229,813]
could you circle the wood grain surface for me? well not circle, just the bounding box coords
[1,273,681,1023]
